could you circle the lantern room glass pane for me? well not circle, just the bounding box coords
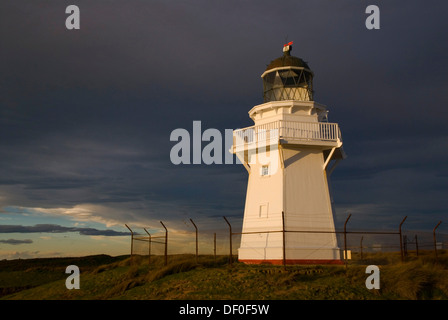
[262,67,314,102]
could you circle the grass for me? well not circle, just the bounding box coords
[0,254,127,298]
[1,250,447,300]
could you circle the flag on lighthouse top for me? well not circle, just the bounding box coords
[283,41,293,53]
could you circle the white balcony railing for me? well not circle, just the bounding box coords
[233,120,341,148]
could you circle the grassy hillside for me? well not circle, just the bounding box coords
[0,254,127,297]
[1,251,447,300]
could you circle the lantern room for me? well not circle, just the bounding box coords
[261,42,314,102]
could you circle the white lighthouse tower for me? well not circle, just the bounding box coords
[232,42,346,264]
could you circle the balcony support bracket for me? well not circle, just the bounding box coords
[323,147,336,170]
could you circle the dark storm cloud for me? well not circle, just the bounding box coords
[0,239,33,245]
[0,224,130,236]
[0,0,447,233]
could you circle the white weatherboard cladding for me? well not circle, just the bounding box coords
[236,100,342,263]
[283,147,339,250]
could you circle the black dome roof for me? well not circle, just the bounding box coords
[265,47,311,72]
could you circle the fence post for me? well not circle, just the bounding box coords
[190,218,198,264]
[214,233,217,263]
[282,211,286,269]
[223,216,233,265]
[160,221,168,266]
[403,235,408,257]
[399,216,407,262]
[415,234,419,257]
[144,228,151,266]
[125,224,134,259]
[433,221,442,262]
[360,236,364,260]
[343,214,352,268]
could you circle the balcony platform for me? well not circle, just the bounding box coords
[232,120,343,152]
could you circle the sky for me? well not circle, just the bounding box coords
[1,0,447,259]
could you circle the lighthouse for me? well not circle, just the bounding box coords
[232,42,346,264]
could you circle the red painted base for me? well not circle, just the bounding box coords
[239,259,344,265]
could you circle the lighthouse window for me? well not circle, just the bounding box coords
[279,69,300,87]
[259,203,268,218]
[261,165,269,176]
